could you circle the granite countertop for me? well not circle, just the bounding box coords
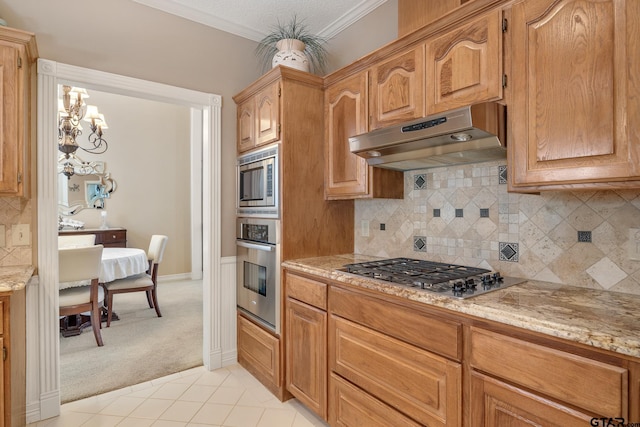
[282,254,640,359]
[0,265,35,292]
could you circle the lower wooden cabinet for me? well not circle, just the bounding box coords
[470,372,595,426]
[329,373,421,427]
[0,289,26,427]
[237,313,282,398]
[330,315,461,427]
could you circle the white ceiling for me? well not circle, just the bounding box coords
[131,0,388,42]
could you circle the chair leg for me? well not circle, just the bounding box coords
[91,302,104,347]
[146,290,154,308]
[106,292,114,327]
[151,288,162,318]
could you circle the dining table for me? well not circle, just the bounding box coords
[59,246,148,336]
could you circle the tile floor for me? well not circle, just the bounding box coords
[27,364,329,427]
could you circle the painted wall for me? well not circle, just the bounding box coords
[60,89,192,275]
[0,0,399,259]
[355,161,640,296]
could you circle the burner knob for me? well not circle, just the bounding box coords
[481,274,493,285]
[452,281,466,292]
[492,272,503,282]
[465,278,477,288]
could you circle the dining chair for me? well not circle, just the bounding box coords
[58,234,96,248]
[103,235,169,327]
[59,244,105,346]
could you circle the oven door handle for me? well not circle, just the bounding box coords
[236,240,275,252]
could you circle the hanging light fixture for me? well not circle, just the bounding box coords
[58,85,109,178]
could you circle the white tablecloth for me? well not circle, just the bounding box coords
[60,247,148,290]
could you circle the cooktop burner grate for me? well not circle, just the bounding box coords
[340,257,525,298]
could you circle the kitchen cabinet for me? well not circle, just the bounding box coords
[236,313,283,399]
[0,289,26,427]
[235,79,279,153]
[425,9,504,115]
[469,327,628,424]
[369,44,425,130]
[58,228,127,248]
[324,71,404,200]
[0,27,37,197]
[398,0,463,37]
[329,285,462,427]
[284,272,327,419]
[509,0,640,191]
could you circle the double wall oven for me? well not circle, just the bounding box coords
[236,144,281,333]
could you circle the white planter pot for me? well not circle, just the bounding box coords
[272,39,310,72]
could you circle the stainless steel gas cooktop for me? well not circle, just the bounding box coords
[340,258,525,299]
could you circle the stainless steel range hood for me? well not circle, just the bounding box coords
[349,102,507,171]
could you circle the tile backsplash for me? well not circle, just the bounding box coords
[355,160,640,296]
[0,197,33,267]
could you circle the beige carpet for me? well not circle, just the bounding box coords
[59,278,203,403]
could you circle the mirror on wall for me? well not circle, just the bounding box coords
[58,161,117,215]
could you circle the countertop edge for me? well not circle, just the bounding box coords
[0,265,35,293]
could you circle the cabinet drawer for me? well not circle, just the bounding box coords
[329,373,421,427]
[470,327,628,417]
[97,230,127,245]
[330,316,461,427]
[330,286,461,360]
[237,313,280,391]
[286,272,326,310]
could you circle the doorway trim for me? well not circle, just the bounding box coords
[32,59,222,421]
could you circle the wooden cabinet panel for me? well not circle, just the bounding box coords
[255,81,280,147]
[324,71,403,200]
[330,315,461,427]
[285,298,327,419]
[425,9,503,115]
[286,272,326,310]
[509,0,640,190]
[237,313,280,395]
[398,0,463,38]
[0,28,36,197]
[470,372,594,426]
[470,327,628,417]
[369,45,425,130]
[329,373,421,427]
[0,289,26,427]
[330,285,461,360]
[236,80,280,153]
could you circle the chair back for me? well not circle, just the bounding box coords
[147,235,168,264]
[58,234,96,248]
[59,245,104,283]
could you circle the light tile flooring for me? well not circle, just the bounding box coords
[27,364,329,427]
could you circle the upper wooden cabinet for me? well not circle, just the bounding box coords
[398,0,463,37]
[235,79,280,153]
[509,0,640,191]
[324,71,404,200]
[369,44,425,130]
[0,27,37,197]
[425,9,504,115]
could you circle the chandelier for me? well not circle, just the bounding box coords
[58,85,109,178]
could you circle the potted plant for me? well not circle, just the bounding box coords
[255,15,328,75]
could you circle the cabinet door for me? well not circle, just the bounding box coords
[325,72,404,200]
[255,81,280,147]
[425,9,503,115]
[470,372,594,426]
[0,43,23,194]
[325,72,370,198]
[237,313,280,394]
[236,98,255,153]
[509,0,640,190]
[369,45,425,129]
[286,298,326,419]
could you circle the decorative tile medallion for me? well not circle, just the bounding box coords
[433,209,441,218]
[578,231,592,242]
[414,174,427,190]
[499,242,519,262]
[498,165,507,184]
[480,208,490,218]
[413,236,427,252]
[455,209,464,218]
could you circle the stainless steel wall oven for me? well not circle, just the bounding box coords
[236,217,280,333]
